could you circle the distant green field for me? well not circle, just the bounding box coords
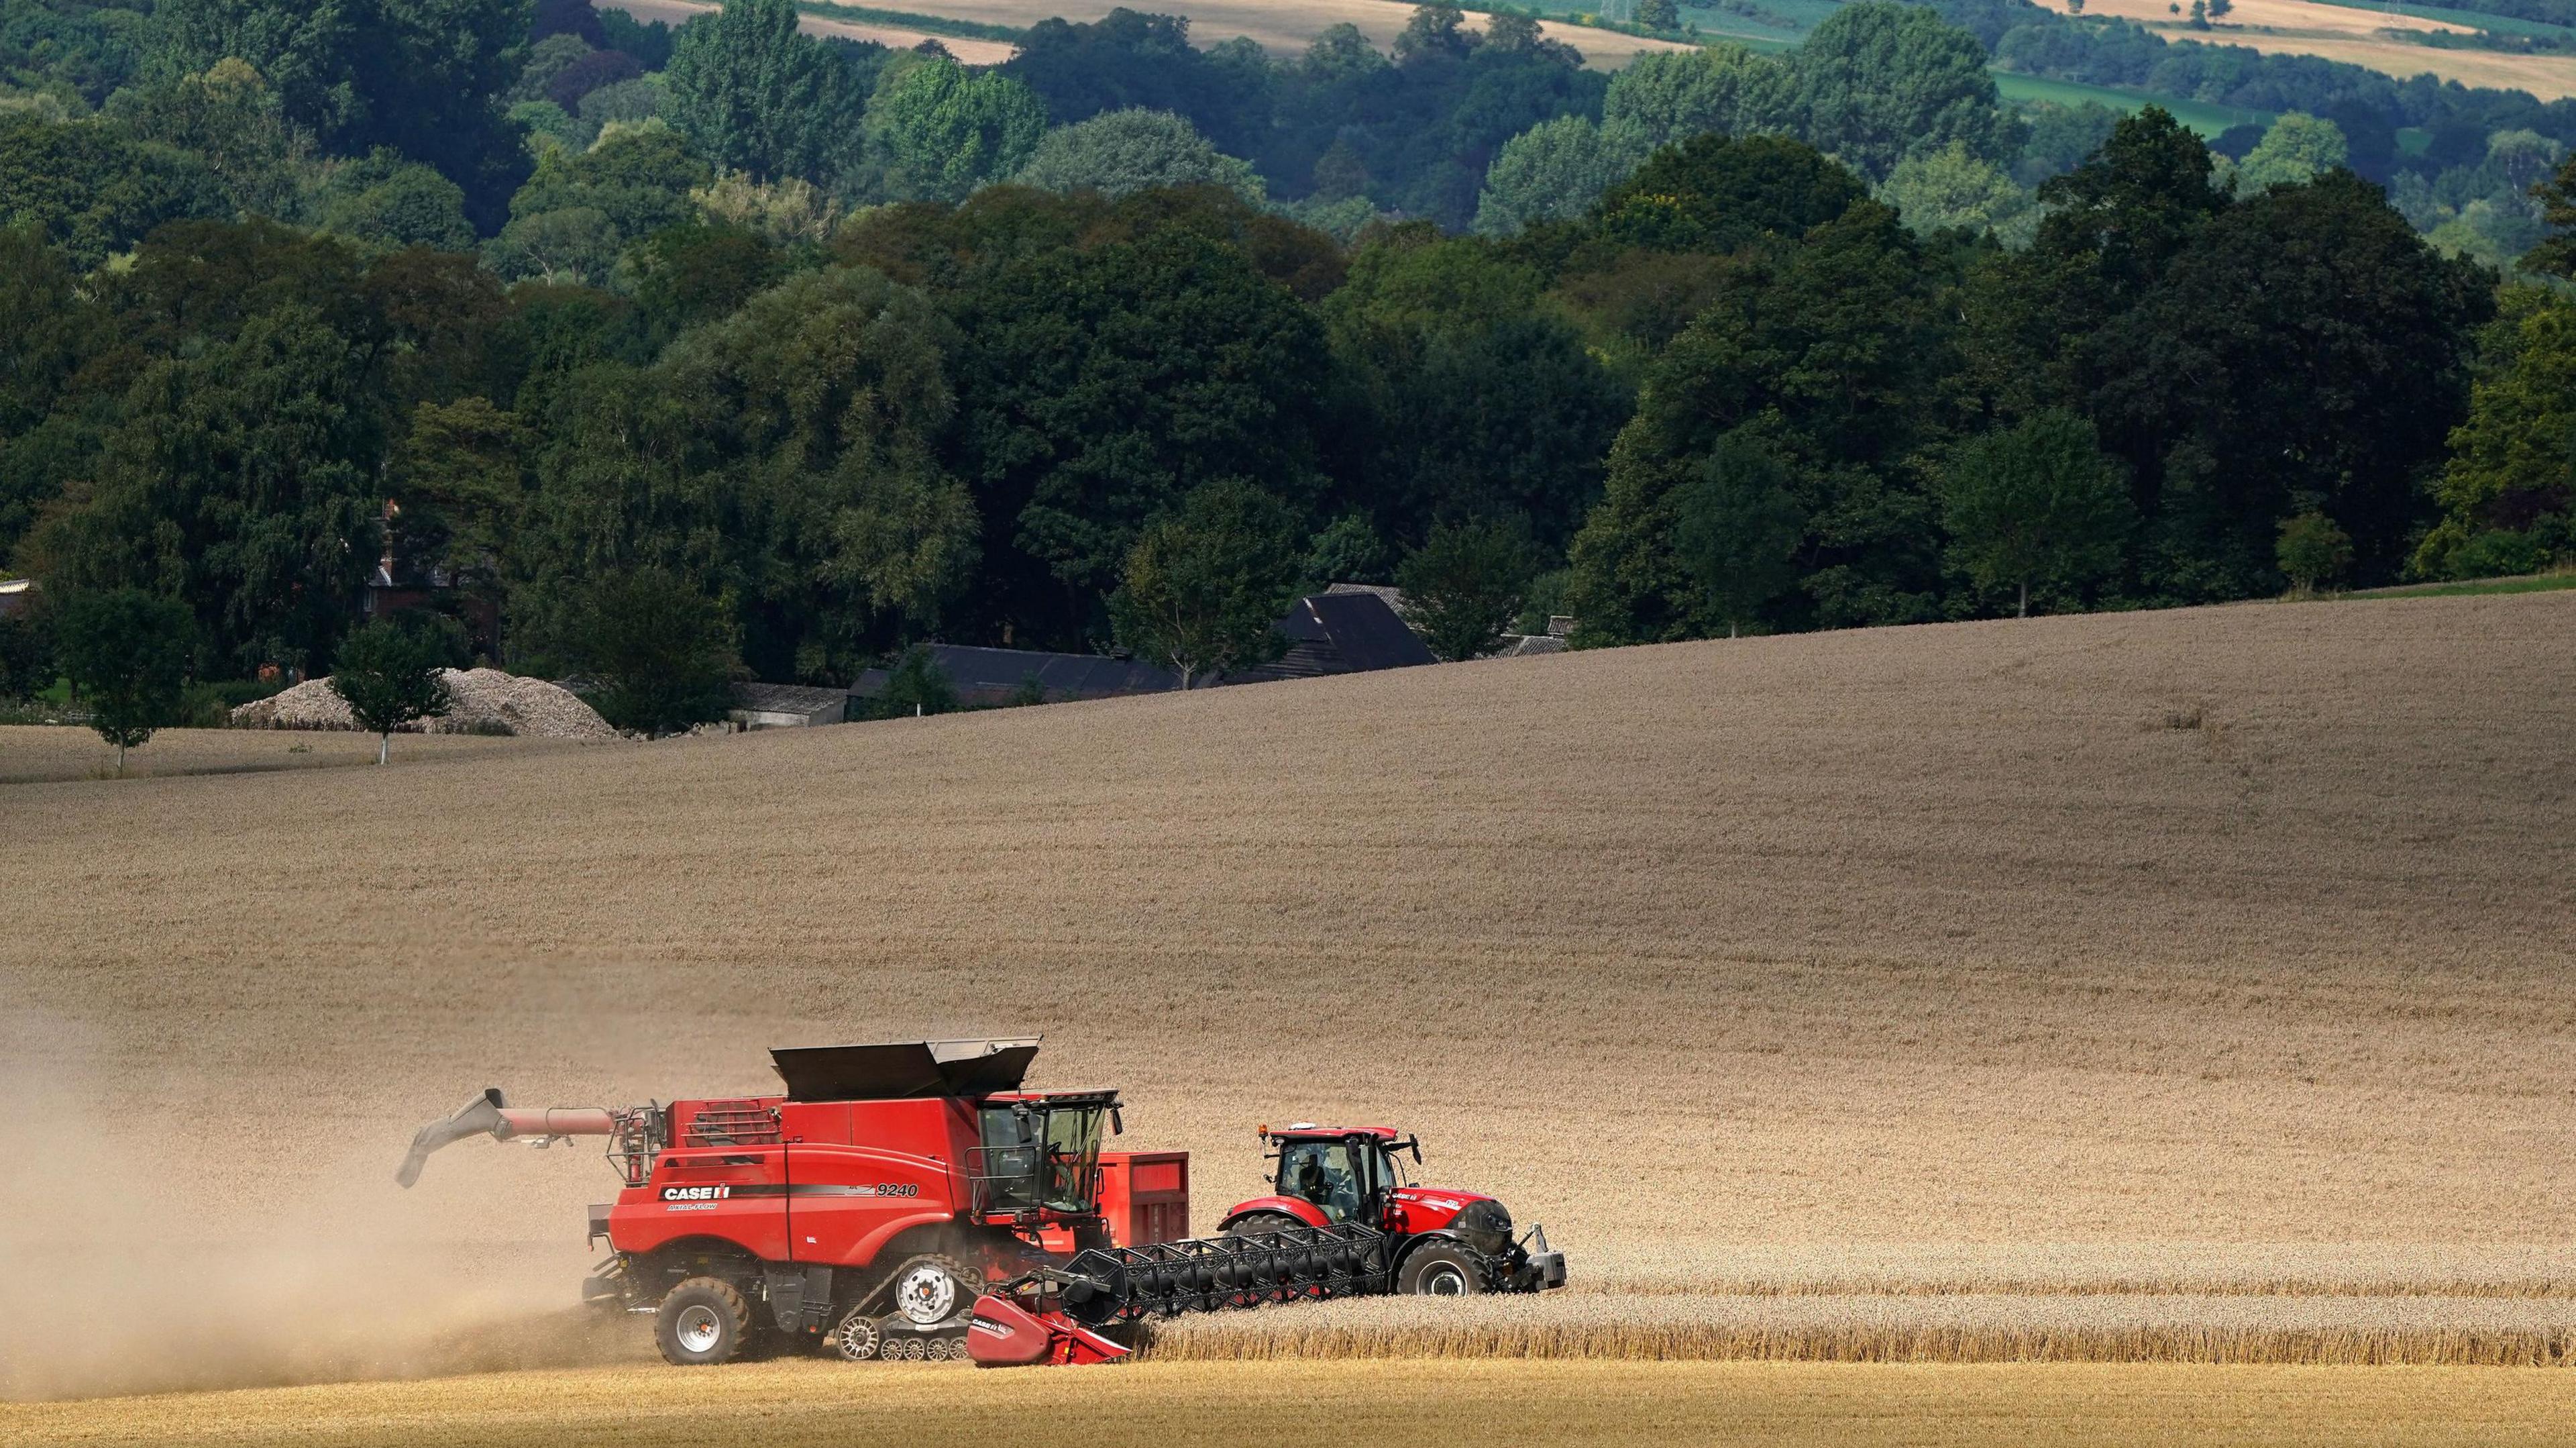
[1992,71,2273,134]
[2343,570,2576,599]
[2305,0,2576,40]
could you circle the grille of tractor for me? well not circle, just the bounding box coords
[684,1101,781,1147]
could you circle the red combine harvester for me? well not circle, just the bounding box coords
[397,1039,1566,1367]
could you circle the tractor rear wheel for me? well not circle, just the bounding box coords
[1399,1243,1489,1297]
[656,1278,752,1365]
[1224,1212,1302,1237]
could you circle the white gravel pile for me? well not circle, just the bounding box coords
[230,668,617,741]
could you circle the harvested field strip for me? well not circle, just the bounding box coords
[10,1361,2576,1448]
[1139,1294,2576,1366]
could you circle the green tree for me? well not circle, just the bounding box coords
[663,0,859,183]
[1109,479,1302,688]
[329,616,452,762]
[107,58,312,222]
[0,113,227,268]
[2230,112,2347,193]
[1785,3,2021,181]
[2275,511,2352,593]
[952,229,1331,642]
[1324,231,1630,554]
[315,149,475,250]
[55,588,194,774]
[873,643,957,716]
[1474,115,1644,236]
[153,0,535,226]
[1878,140,2037,246]
[27,301,385,674]
[562,568,735,735]
[1635,0,1680,30]
[1600,44,1798,152]
[1395,517,1541,660]
[1935,410,2133,617]
[2418,291,2576,578]
[869,56,1048,203]
[1672,437,1804,637]
[1012,108,1264,202]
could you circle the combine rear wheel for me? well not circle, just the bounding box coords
[1399,1244,1488,1297]
[656,1278,752,1365]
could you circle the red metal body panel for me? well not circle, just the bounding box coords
[1217,1194,1330,1231]
[610,1145,794,1260]
[1385,1185,1495,1237]
[1097,1151,1189,1246]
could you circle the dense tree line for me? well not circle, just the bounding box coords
[0,0,2563,731]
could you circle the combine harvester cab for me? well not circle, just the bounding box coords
[396,1039,1564,1369]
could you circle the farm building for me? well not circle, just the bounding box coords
[1230,592,1438,682]
[849,646,1179,708]
[729,682,851,729]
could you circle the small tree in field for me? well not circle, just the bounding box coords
[1635,0,1680,29]
[1397,519,1541,662]
[56,588,193,776]
[876,645,959,717]
[2277,511,2354,594]
[1673,440,1804,637]
[1937,410,2133,617]
[1110,480,1302,689]
[330,619,453,764]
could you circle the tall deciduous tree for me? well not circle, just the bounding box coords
[563,567,734,735]
[1396,517,1540,660]
[27,301,386,674]
[1474,115,1643,235]
[329,616,452,762]
[1012,108,1264,202]
[1601,44,1796,152]
[869,56,1047,202]
[1935,410,2132,617]
[1109,479,1301,688]
[1672,437,1803,637]
[1786,2,2021,182]
[55,588,194,774]
[663,0,859,183]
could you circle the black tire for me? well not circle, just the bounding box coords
[1399,1243,1489,1297]
[1224,1212,1303,1237]
[656,1277,752,1365]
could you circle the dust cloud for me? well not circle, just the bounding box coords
[0,1017,643,1402]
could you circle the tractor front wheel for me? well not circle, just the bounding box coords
[656,1277,752,1365]
[1224,1212,1303,1237]
[1399,1243,1489,1297]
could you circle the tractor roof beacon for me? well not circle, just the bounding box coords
[396,1039,1566,1369]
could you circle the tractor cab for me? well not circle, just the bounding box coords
[1260,1125,1413,1227]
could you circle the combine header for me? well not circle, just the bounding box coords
[398,1039,1564,1367]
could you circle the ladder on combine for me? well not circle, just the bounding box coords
[966,1221,1392,1367]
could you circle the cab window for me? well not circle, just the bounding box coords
[1277,1141,1362,1223]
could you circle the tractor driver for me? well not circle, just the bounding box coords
[1285,1144,1362,1223]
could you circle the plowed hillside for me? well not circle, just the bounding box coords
[3,592,2573,1402]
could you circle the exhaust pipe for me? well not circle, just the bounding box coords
[396,1089,619,1187]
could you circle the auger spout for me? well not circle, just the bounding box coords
[395,1089,618,1187]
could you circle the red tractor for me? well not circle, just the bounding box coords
[1219,1123,1564,1296]
[397,1039,1565,1367]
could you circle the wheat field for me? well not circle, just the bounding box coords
[2,592,2573,1429]
[2031,0,2576,97]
